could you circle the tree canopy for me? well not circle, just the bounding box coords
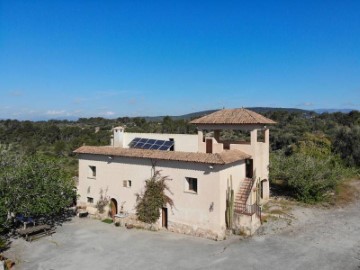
[0,148,76,231]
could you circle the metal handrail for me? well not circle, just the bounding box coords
[234,203,260,214]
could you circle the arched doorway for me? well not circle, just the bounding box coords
[110,198,118,219]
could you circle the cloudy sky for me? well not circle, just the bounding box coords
[1,0,359,120]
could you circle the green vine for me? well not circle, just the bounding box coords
[135,171,174,224]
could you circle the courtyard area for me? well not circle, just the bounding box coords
[4,182,360,270]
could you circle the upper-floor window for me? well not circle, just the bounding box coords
[88,166,96,178]
[185,177,198,194]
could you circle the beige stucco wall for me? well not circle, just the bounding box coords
[77,154,241,235]
[113,131,198,153]
[223,129,270,203]
[196,126,270,204]
[218,161,246,229]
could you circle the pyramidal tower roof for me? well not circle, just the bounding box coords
[189,108,276,125]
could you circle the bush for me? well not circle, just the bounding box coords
[333,125,360,167]
[95,189,110,214]
[270,151,348,202]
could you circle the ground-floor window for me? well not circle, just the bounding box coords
[123,180,132,188]
[87,197,94,204]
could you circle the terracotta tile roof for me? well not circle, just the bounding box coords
[74,146,250,165]
[190,108,276,125]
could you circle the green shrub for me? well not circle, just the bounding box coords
[102,218,113,224]
[270,151,348,203]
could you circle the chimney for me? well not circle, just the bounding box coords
[113,126,125,147]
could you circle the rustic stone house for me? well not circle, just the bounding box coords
[74,108,275,239]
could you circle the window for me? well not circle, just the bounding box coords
[123,180,132,188]
[88,166,96,178]
[169,138,174,151]
[87,197,94,204]
[186,177,198,194]
[257,129,265,142]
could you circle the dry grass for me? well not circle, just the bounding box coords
[332,179,360,206]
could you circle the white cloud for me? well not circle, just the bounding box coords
[46,110,67,116]
[102,111,115,116]
[297,102,314,107]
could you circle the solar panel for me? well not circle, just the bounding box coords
[163,141,173,147]
[129,137,141,147]
[142,143,152,149]
[135,142,145,148]
[150,144,160,150]
[129,137,174,151]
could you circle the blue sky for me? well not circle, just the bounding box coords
[1,0,359,120]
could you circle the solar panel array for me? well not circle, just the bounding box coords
[129,137,174,151]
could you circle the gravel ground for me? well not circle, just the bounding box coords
[4,180,360,270]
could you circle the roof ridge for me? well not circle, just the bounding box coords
[74,146,250,165]
[243,108,257,122]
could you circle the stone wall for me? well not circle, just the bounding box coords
[232,213,261,236]
[78,203,226,241]
[168,221,225,241]
[114,214,160,231]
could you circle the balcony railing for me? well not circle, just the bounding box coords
[234,203,261,218]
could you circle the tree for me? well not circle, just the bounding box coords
[0,151,76,222]
[135,171,174,224]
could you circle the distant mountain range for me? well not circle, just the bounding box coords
[140,107,310,122]
[313,109,356,114]
[1,107,358,122]
[140,107,358,122]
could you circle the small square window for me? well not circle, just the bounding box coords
[123,180,132,188]
[87,197,94,204]
[186,177,198,194]
[88,166,96,178]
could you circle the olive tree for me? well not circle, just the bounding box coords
[0,149,76,225]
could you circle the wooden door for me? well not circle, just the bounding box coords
[206,139,212,153]
[246,159,253,178]
[110,199,117,219]
[162,207,168,228]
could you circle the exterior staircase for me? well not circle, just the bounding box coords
[232,177,262,236]
[234,178,258,215]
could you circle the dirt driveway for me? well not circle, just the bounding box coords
[4,181,360,270]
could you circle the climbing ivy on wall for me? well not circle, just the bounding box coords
[135,171,174,224]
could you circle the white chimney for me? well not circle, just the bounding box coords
[113,126,125,147]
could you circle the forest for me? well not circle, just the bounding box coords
[1,109,359,165]
[1,108,360,246]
